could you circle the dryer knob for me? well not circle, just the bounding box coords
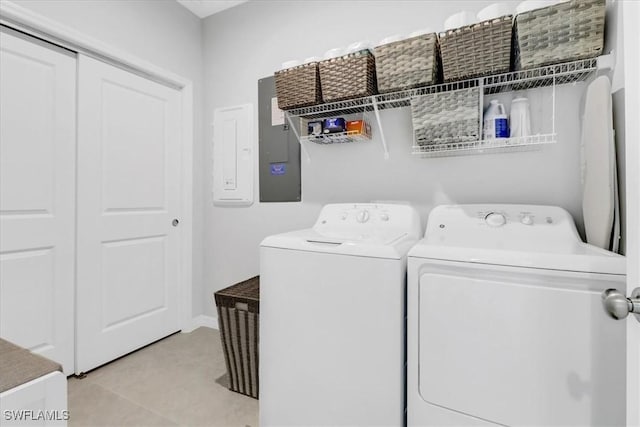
[356,209,370,223]
[485,212,506,227]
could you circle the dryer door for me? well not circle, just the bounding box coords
[418,259,625,426]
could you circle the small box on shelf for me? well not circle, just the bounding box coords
[300,112,372,144]
[346,119,371,137]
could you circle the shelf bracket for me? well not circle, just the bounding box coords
[285,111,311,164]
[371,96,390,160]
[478,77,484,140]
[597,52,615,71]
[552,73,556,135]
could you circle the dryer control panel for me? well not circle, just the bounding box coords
[424,204,582,252]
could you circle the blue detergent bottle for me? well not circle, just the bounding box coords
[483,100,509,139]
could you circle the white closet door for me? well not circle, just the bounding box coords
[76,55,182,374]
[0,30,76,374]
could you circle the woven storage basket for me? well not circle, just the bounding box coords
[214,276,260,399]
[274,62,322,110]
[374,33,440,93]
[514,0,605,70]
[411,87,480,145]
[439,15,513,82]
[318,50,377,102]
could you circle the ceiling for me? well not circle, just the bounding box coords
[176,0,249,18]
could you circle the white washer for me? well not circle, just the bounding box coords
[407,204,626,427]
[260,203,421,427]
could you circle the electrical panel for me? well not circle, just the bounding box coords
[258,76,301,203]
[213,104,253,205]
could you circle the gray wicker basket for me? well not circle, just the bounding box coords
[215,276,260,399]
[274,62,321,110]
[374,33,440,93]
[318,50,377,102]
[411,87,480,145]
[439,15,513,82]
[514,0,605,70]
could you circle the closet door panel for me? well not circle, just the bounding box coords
[76,55,182,374]
[0,30,76,374]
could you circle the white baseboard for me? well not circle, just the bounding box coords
[183,314,218,332]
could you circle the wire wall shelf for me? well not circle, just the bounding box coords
[412,134,557,157]
[376,79,481,110]
[302,131,371,145]
[284,57,600,119]
[285,97,375,119]
[283,56,607,160]
[285,111,375,161]
[483,58,598,94]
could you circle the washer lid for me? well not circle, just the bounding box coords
[261,229,414,259]
[408,204,625,275]
[261,203,422,259]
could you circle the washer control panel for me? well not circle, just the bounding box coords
[313,203,422,241]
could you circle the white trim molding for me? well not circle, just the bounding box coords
[180,85,195,334]
[0,1,188,89]
[0,0,195,334]
[184,315,219,332]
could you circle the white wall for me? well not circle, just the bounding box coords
[202,0,593,317]
[10,0,207,317]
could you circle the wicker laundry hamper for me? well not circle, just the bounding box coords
[318,50,377,102]
[374,33,440,93]
[214,276,260,399]
[439,15,513,82]
[513,0,605,70]
[411,87,480,145]
[274,62,322,110]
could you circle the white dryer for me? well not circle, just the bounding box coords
[260,203,421,427]
[407,204,626,427]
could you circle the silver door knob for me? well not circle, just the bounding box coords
[172,219,179,227]
[602,288,640,322]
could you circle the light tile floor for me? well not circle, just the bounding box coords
[68,328,258,427]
